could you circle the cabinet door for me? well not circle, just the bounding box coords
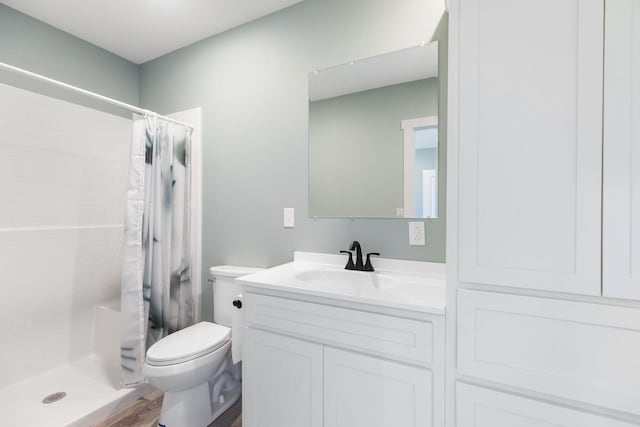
[457,0,603,294]
[243,328,323,427]
[457,382,636,427]
[457,289,640,416]
[603,0,640,300]
[324,347,432,427]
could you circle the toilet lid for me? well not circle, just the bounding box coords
[146,322,231,366]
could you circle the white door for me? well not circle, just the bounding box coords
[422,169,437,219]
[603,0,640,300]
[243,328,323,427]
[457,382,636,427]
[457,0,604,294]
[324,347,432,427]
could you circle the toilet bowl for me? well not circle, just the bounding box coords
[144,322,231,392]
[143,265,263,427]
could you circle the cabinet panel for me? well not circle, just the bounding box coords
[457,289,640,415]
[603,0,640,300]
[458,0,603,294]
[324,347,432,427]
[245,293,434,366]
[457,382,636,427]
[243,328,323,427]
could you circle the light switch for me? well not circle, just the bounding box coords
[409,221,425,245]
[283,208,295,228]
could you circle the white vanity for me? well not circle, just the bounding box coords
[238,252,446,427]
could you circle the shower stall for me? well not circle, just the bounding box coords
[0,65,201,426]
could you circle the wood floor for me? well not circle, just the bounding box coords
[95,390,242,427]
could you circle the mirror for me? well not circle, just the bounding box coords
[308,42,440,218]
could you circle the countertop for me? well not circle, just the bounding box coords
[237,252,446,315]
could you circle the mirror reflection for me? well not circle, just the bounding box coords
[308,42,440,218]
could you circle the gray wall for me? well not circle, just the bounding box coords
[138,0,448,320]
[0,4,139,115]
[309,78,438,218]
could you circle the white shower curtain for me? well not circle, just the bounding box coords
[120,114,196,387]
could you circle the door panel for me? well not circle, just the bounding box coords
[458,0,603,294]
[243,328,323,427]
[324,347,432,427]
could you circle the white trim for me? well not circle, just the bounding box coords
[401,116,438,218]
[401,116,438,130]
[445,1,461,425]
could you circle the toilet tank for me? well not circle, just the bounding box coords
[210,265,264,327]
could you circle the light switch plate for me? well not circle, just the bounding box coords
[409,221,425,245]
[283,208,295,228]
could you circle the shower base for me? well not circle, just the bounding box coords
[0,353,151,426]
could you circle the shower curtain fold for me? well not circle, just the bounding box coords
[120,114,196,387]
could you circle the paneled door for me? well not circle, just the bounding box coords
[243,328,323,427]
[603,0,640,300]
[323,347,432,427]
[457,0,604,294]
[457,382,637,427]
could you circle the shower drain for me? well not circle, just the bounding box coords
[42,392,66,404]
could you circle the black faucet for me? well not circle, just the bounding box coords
[341,241,380,272]
[350,241,364,269]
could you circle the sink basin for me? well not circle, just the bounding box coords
[296,269,397,290]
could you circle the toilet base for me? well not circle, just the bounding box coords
[157,360,242,427]
[159,382,241,427]
[158,381,211,427]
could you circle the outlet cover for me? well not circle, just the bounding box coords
[283,208,295,228]
[409,221,425,245]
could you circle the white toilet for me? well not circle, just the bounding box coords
[143,265,262,427]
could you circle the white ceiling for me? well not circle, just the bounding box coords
[309,41,440,102]
[1,0,303,64]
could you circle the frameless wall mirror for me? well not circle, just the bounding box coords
[308,41,440,218]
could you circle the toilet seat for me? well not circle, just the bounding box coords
[146,321,231,366]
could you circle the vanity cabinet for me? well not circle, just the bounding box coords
[242,291,445,427]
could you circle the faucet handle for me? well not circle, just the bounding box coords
[340,250,355,270]
[364,252,380,272]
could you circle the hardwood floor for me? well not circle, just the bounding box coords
[95,390,242,427]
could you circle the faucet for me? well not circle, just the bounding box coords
[350,241,364,269]
[340,241,380,271]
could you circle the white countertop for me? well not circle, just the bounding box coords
[238,252,446,315]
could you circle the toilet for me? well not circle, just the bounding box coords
[143,265,263,427]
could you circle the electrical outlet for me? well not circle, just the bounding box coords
[409,221,425,245]
[283,208,295,228]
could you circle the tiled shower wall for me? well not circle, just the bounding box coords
[0,83,131,387]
